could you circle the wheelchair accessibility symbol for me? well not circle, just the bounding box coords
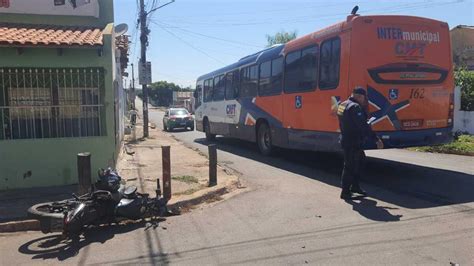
[388,88,399,100]
[295,96,302,109]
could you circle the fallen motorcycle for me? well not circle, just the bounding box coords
[28,168,173,237]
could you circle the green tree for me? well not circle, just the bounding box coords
[146,81,192,107]
[266,30,297,47]
[455,68,474,111]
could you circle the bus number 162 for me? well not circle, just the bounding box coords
[410,88,425,99]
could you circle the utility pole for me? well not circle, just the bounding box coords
[138,0,174,138]
[131,63,136,109]
[139,0,149,138]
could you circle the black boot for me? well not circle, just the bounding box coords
[340,190,355,200]
[350,186,367,196]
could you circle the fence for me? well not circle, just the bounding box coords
[454,86,474,134]
[0,68,105,140]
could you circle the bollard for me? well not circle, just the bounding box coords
[208,144,217,187]
[77,152,92,195]
[156,178,162,198]
[162,146,171,200]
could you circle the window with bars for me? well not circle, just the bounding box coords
[0,68,106,140]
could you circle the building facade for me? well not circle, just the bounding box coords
[0,0,125,190]
[451,25,474,70]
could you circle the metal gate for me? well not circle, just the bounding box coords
[0,68,105,140]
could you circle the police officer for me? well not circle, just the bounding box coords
[337,87,384,200]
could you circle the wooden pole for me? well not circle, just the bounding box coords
[139,0,149,138]
[162,146,171,200]
[208,144,217,187]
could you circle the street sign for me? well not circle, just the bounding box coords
[138,61,152,85]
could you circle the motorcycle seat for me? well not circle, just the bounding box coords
[123,186,138,198]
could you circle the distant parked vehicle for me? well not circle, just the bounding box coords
[163,108,195,131]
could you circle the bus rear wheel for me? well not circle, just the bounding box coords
[257,123,273,156]
[204,119,215,141]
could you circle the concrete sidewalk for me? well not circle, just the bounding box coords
[366,149,474,175]
[0,114,241,232]
[117,115,241,208]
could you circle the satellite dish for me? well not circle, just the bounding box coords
[115,23,129,36]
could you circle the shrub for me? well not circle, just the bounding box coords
[455,69,474,111]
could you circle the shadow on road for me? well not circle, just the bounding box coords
[195,137,474,210]
[18,219,166,262]
[345,197,403,222]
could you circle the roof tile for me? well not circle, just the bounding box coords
[0,23,104,47]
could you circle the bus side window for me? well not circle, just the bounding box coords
[300,46,319,90]
[319,38,341,90]
[284,50,302,93]
[240,65,258,98]
[258,60,272,96]
[284,46,318,93]
[225,72,234,100]
[203,78,213,102]
[232,69,240,99]
[213,75,225,101]
[195,82,203,108]
[271,57,283,94]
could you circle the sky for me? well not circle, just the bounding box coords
[114,0,474,88]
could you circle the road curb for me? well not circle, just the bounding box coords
[0,219,40,233]
[168,185,232,212]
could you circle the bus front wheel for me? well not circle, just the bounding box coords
[257,123,273,156]
[204,119,216,141]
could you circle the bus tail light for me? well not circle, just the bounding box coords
[448,93,454,126]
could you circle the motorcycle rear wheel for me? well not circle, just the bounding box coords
[28,200,77,219]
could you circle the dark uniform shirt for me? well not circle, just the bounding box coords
[337,97,377,149]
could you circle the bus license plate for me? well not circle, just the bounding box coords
[401,119,423,129]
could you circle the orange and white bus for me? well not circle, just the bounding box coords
[194,14,454,155]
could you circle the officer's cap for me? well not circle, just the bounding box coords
[352,87,367,96]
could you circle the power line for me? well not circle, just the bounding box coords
[160,0,464,27]
[161,0,374,20]
[150,20,263,49]
[155,24,227,65]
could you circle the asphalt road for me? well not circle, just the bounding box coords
[1,108,473,265]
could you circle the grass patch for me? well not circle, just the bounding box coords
[174,186,203,196]
[172,175,199,184]
[410,135,474,156]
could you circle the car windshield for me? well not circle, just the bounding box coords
[170,109,188,116]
